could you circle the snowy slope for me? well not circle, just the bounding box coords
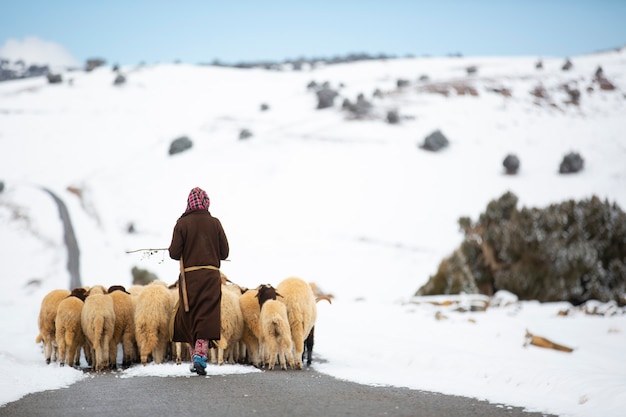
[1,48,625,416]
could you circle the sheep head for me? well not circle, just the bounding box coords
[69,287,89,301]
[107,285,130,294]
[256,284,282,308]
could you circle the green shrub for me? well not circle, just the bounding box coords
[416,192,626,305]
[131,266,158,286]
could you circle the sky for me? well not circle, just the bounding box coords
[0,46,625,416]
[1,0,626,67]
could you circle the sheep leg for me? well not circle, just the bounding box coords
[102,335,112,370]
[56,330,67,367]
[108,339,118,369]
[43,335,54,364]
[291,327,305,370]
[174,342,182,365]
[122,333,135,367]
[304,326,315,366]
[266,340,278,370]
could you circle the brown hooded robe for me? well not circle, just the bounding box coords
[168,210,229,344]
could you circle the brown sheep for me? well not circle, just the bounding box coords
[55,288,88,367]
[239,288,261,366]
[276,277,317,369]
[36,288,71,364]
[107,285,136,368]
[81,286,116,371]
[256,284,294,370]
[134,281,173,365]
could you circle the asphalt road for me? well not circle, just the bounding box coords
[0,366,554,417]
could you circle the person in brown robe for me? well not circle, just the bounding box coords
[169,187,229,375]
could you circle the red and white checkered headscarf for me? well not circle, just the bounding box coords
[185,187,210,213]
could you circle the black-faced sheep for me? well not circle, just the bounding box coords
[107,285,136,368]
[55,287,88,367]
[81,285,116,371]
[257,284,294,370]
[276,277,317,369]
[36,289,71,364]
[134,280,173,365]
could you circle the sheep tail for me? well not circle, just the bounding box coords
[35,333,43,343]
[92,315,104,348]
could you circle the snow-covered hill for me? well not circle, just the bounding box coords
[1,48,625,416]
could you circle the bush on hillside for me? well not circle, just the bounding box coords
[416,192,626,305]
[316,87,338,109]
[131,266,158,285]
[343,93,373,117]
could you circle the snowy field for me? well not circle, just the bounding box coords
[1,48,625,416]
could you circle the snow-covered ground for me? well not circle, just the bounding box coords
[1,49,625,416]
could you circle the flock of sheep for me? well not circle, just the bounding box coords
[36,275,332,372]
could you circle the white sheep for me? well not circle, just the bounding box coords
[107,285,136,368]
[212,284,244,365]
[276,277,317,369]
[134,280,173,365]
[81,286,116,371]
[256,284,294,370]
[36,288,71,364]
[55,287,88,367]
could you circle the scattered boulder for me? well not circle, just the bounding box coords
[466,65,478,75]
[386,109,400,124]
[535,59,543,70]
[559,152,584,174]
[85,58,106,72]
[239,129,253,140]
[397,79,410,88]
[260,103,270,111]
[47,73,63,84]
[168,136,193,155]
[420,130,449,152]
[562,58,573,71]
[372,88,383,99]
[502,154,520,175]
[0,180,4,193]
[113,74,126,85]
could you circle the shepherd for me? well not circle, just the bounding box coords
[168,186,229,375]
